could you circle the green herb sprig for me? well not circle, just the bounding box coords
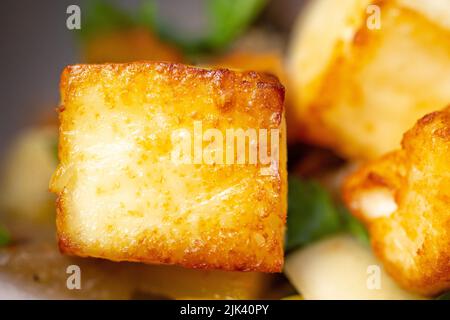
[286,177,369,252]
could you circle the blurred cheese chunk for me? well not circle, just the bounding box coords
[344,107,450,296]
[83,28,184,63]
[284,235,424,300]
[0,127,57,221]
[0,242,268,299]
[50,62,287,272]
[288,0,450,159]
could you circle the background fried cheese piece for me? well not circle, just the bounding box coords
[343,107,450,296]
[288,0,450,160]
[83,28,184,63]
[50,62,286,272]
[0,242,269,300]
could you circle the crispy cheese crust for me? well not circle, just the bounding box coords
[50,62,286,272]
[288,0,450,160]
[211,51,300,143]
[343,107,450,296]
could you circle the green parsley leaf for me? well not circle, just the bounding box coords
[338,204,370,246]
[0,224,10,246]
[78,0,266,56]
[78,0,135,40]
[286,177,369,252]
[436,291,450,300]
[136,0,158,31]
[286,178,342,251]
[205,0,267,50]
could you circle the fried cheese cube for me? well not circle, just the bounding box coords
[287,0,450,159]
[343,107,450,296]
[211,51,301,143]
[50,62,287,272]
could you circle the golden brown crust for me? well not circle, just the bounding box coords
[83,28,184,64]
[211,51,301,144]
[343,107,450,296]
[51,62,286,272]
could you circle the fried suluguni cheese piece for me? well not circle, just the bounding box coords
[343,107,450,296]
[0,126,57,221]
[84,28,184,63]
[211,51,300,143]
[288,0,450,159]
[50,62,287,272]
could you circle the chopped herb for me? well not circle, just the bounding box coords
[79,0,267,55]
[78,0,135,40]
[203,0,267,50]
[436,291,450,300]
[286,178,341,251]
[338,204,370,246]
[0,224,10,246]
[286,177,369,252]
